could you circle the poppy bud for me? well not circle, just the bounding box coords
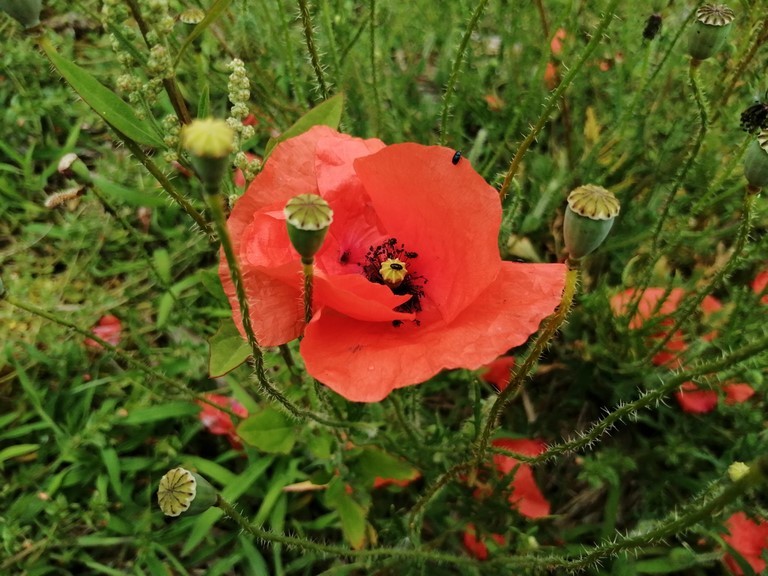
[687,4,735,62]
[157,467,218,517]
[180,118,235,193]
[743,129,768,191]
[284,194,333,264]
[727,461,749,482]
[0,0,42,28]
[563,184,620,261]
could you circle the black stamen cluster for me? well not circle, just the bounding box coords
[740,101,768,134]
[361,238,425,317]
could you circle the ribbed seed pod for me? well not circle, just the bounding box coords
[687,4,735,61]
[0,0,42,28]
[744,129,768,190]
[284,194,334,264]
[563,184,620,260]
[157,468,218,517]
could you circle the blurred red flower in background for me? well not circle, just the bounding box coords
[721,512,768,575]
[84,314,122,349]
[220,126,565,402]
[480,355,516,392]
[197,393,248,449]
[752,269,768,304]
[610,288,754,413]
[462,523,506,560]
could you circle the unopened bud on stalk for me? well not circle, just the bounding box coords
[284,194,333,264]
[180,118,234,193]
[157,467,218,517]
[687,4,734,63]
[563,184,620,261]
[0,0,42,28]
[744,129,768,192]
[728,462,750,482]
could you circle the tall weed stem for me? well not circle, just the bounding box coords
[498,0,620,203]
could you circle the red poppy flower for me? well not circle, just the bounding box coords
[550,28,567,57]
[84,314,122,349]
[752,269,768,304]
[674,382,718,414]
[472,437,551,519]
[462,523,506,561]
[480,355,516,392]
[220,126,566,402]
[722,512,768,575]
[197,393,248,449]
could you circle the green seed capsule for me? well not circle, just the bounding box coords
[563,184,620,260]
[744,130,768,189]
[285,194,334,264]
[687,4,735,62]
[157,468,218,517]
[0,0,42,28]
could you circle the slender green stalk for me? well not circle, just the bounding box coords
[559,457,767,571]
[388,394,422,446]
[691,134,751,216]
[409,267,578,541]
[113,128,213,238]
[297,0,329,100]
[369,0,381,134]
[475,266,579,459]
[649,61,708,255]
[438,0,489,146]
[1,292,240,419]
[498,0,620,202]
[642,191,756,365]
[215,496,481,567]
[302,262,314,325]
[125,0,191,124]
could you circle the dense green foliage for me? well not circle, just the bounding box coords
[1,0,766,574]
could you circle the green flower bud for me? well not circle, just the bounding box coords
[180,118,235,193]
[744,129,768,191]
[0,0,42,28]
[687,4,734,62]
[563,184,620,261]
[157,467,218,517]
[727,461,749,482]
[284,194,333,264]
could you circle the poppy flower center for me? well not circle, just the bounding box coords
[361,238,425,317]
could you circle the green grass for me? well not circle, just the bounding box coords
[1,0,767,574]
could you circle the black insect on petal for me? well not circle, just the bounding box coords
[642,13,662,41]
[452,151,462,165]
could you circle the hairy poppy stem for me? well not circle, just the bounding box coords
[302,261,314,325]
[498,0,620,203]
[408,267,579,543]
[215,495,482,567]
[475,266,579,458]
[641,191,756,366]
[297,0,330,101]
[438,0,490,146]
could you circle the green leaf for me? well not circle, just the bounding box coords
[90,173,169,208]
[118,401,199,425]
[40,37,164,148]
[208,320,250,377]
[0,443,39,465]
[153,249,172,285]
[325,478,368,550]
[236,407,296,454]
[351,447,420,487]
[174,0,234,68]
[264,93,345,159]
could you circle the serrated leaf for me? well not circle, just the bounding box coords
[40,37,164,148]
[208,320,250,377]
[153,248,172,285]
[236,407,296,454]
[264,93,344,159]
[325,478,368,550]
